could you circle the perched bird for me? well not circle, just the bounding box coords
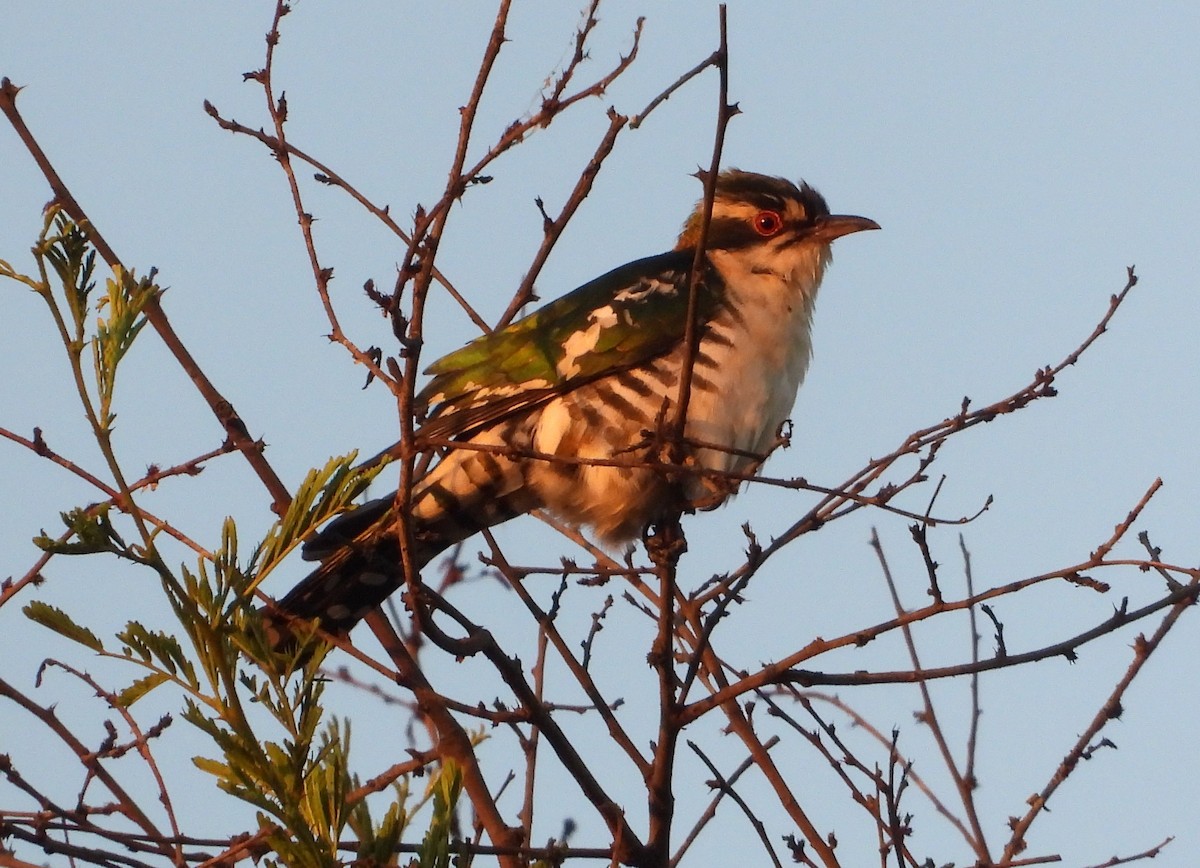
[272,170,877,643]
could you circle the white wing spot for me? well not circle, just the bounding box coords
[428,379,553,414]
[558,305,618,378]
[533,399,572,454]
[613,278,677,304]
[470,384,521,404]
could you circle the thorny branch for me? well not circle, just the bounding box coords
[641,8,732,865]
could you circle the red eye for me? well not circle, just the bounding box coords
[753,210,783,236]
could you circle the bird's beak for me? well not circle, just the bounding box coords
[811,214,880,243]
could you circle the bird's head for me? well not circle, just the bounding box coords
[674,169,879,295]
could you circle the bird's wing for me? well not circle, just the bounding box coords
[416,250,720,441]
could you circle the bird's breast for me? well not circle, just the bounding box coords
[683,272,818,477]
[525,262,822,542]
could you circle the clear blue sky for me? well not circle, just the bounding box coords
[3,4,1198,865]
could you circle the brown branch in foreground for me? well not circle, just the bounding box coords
[386,1,644,338]
[435,11,645,244]
[630,46,722,129]
[783,690,978,851]
[686,740,782,868]
[1081,836,1174,868]
[682,479,1188,719]
[707,661,838,866]
[487,538,649,775]
[781,577,1198,688]
[643,8,735,864]
[388,0,517,654]
[201,104,493,335]
[345,751,438,806]
[364,611,525,868]
[0,426,222,560]
[960,535,987,854]
[670,6,736,447]
[412,586,649,865]
[670,736,778,866]
[0,819,625,867]
[496,108,629,328]
[247,2,395,394]
[40,661,182,863]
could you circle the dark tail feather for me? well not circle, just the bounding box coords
[263,477,540,655]
[261,496,440,654]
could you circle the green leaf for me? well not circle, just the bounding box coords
[248,451,391,590]
[116,672,171,707]
[33,505,126,555]
[192,755,233,779]
[39,210,98,330]
[353,797,409,865]
[118,622,197,686]
[0,256,46,291]
[93,265,158,427]
[23,601,105,651]
[417,760,464,868]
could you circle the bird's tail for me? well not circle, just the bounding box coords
[268,495,420,643]
[265,444,539,650]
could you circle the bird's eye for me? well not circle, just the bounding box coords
[753,210,784,236]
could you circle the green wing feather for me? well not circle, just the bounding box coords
[417,250,721,440]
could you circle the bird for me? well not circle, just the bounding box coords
[269,169,878,646]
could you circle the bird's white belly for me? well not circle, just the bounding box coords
[685,292,815,477]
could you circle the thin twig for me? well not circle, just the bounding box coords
[670,737,777,866]
[959,535,987,848]
[363,610,525,865]
[685,740,783,868]
[870,530,992,861]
